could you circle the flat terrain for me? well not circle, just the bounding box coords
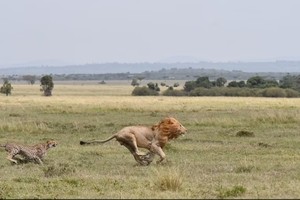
[1,81,300,199]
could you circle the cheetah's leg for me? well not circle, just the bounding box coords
[7,154,18,164]
[34,157,44,165]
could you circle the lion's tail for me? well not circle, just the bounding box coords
[80,134,117,145]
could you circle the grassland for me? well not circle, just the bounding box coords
[1,81,300,199]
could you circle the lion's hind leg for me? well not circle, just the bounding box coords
[140,151,155,164]
[116,136,149,166]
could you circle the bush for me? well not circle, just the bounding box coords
[0,80,13,96]
[173,82,180,87]
[160,82,166,87]
[189,87,217,96]
[131,86,159,96]
[261,87,286,97]
[236,130,255,137]
[40,75,54,96]
[187,87,300,98]
[147,82,160,91]
[98,81,106,84]
[284,88,299,97]
[162,89,187,96]
[217,185,246,198]
[189,87,259,97]
[260,87,300,98]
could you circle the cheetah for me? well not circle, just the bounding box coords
[0,140,58,164]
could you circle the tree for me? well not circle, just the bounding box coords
[23,75,36,85]
[137,76,145,83]
[40,75,54,96]
[280,74,294,89]
[227,80,246,88]
[0,80,13,96]
[147,82,160,91]
[131,78,139,86]
[216,77,227,87]
[247,76,279,88]
[264,79,279,88]
[195,76,213,88]
[279,74,300,92]
[183,81,197,92]
[173,82,180,87]
[227,81,239,88]
[246,76,266,88]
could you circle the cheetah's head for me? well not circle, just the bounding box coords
[46,140,58,148]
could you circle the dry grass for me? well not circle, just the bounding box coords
[1,82,300,198]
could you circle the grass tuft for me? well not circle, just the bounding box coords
[236,130,255,137]
[153,167,183,191]
[235,165,255,173]
[43,163,76,177]
[217,185,246,198]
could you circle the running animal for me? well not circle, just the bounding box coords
[0,140,58,164]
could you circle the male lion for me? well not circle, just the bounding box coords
[80,117,187,165]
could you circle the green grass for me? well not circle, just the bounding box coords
[1,82,300,198]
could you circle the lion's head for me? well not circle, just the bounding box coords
[152,117,187,147]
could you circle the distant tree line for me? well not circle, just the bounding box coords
[2,67,299,82]
[132,75,300,98]
[2,72,300,98]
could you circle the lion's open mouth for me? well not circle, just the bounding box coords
[179,131,186,137]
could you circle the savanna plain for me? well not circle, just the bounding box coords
[1,81,300,199]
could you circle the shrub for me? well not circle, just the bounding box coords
[173,82,180,87]
[188,87,274,97]
[235,165,254,173]
[236,130,255,137]
[147,82,160,91]
[189,87,217,96]
[261,87,286,97]
[285,88,299,97]
[162,89,187,96]
[131,86,159,96]
[0,80,13,96]
[40,75,54,96]
[98,81,106,84]
[217,185,246,198]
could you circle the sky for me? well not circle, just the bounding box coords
[0,0,300,68]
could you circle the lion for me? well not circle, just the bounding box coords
[80,117,187,165]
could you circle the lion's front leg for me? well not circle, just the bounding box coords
[150,143,166,164]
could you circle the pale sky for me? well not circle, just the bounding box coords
[0,0,300,67]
